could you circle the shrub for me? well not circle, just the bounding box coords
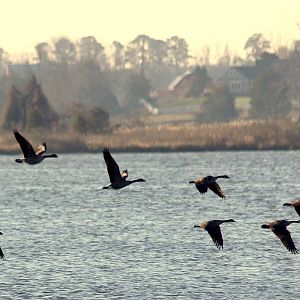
[197,84,237,123]
[72,106,110,133]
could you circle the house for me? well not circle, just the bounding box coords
[166,69,195,98]
[217,66,257,96]
[217,54,279,96]
[158,65,228,101]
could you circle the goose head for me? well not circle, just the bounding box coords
[261,224,269,229]
[226,219,236,223]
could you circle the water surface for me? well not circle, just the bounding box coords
[0,151,300,299]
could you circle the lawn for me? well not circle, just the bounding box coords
[158,97,205,108]
[235,96,251,108]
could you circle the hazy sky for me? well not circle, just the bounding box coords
[1,0,300,58]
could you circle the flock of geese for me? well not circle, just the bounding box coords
[189,175,300,254]
[0,129,300,259]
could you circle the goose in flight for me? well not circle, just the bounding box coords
[194,219,235,249]
[283,198,300,216]
[13,129,58,165]
[102,148,145,189]
[189,175,230,198]
[261,220,300,254]
[0,232,4,259]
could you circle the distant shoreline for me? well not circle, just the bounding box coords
[1,119,299,153]
[1,145,297,155]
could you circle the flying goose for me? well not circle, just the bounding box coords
[0,232,4,259]
[283,198,300,216]
[194,219,235,249]
[102,148,145,189]
[189,175,230,198]
[13,129,58,165]
[261,220,300,254]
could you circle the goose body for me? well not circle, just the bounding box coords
[13,129,57,165]
[261,220,300,254]
[102,148,145,189]
[283,198,300,216]
[189,175,230,198]
[194,219,235,249]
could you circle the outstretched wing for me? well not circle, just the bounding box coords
[206,224,224,249]
[0,246,4,259]
[208,182,225,198]
[195,183,208,194]
[35,143,47,156]
[103,148,122,183]
[294,206,300,216]
[13,129,36,158]
[272,227,298,254]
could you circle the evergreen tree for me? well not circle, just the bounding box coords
[198,84,237,123]
[187,66,211,98]
[123,72,152,109]
[250,66,291,118]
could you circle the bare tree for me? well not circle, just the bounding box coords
[111,41,125,70]
[35,42,52,63]
[244,33,271,62]
[147,39,168,68]
[217,45,232,66]
[197,45,211,66]
[125,35,151,74]
[53,37,76,64]
[166,36,190,70]
[79,36,106,68]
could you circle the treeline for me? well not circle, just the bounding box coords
[0,32,300,133]
[0,35,193,119]
[0,74,110,133]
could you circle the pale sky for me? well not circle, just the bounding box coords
[1,0,300,59]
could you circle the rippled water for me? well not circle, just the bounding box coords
[0,151,300,299]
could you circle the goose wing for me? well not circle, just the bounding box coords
[195,184,208,194]
[205,223,223,249]
[13,130,36,158]
[103,148,122,183]
[35,143,47,156]
[0,246,4,259]
[195,178,208,194]
[272,227,298,254]
[294,206,300,216]
[208,182,225,198]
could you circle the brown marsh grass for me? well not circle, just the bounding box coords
[1,118,300,153]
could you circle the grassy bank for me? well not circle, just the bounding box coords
[1,119,300,153]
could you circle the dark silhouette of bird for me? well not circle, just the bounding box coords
[283,198,300,216]
[189,175,230,198]
[102,148,145,189]
[13,129,57,165]
[261,220,300,254]
[0,232,4,259]
[193,219,235,249]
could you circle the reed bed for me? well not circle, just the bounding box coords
[1,119,300,153]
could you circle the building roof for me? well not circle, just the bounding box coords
[234,66,259,80]
[167,66,228,91]
[168,70,192,91]
[205,65,228,81]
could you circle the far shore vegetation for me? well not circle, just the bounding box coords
[1,118,300,153]
[1,32,300,152]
